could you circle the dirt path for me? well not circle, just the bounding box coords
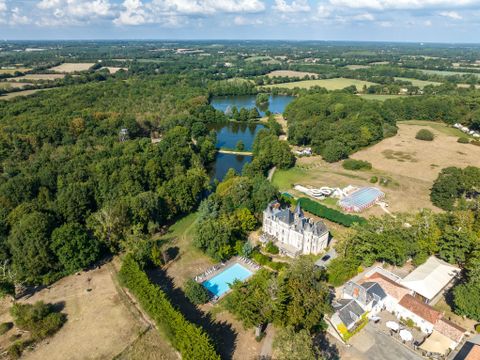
[218,149,254,156]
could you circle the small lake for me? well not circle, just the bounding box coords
[209,122,265,151]
[210,153,252,182]
[210,94,295,116]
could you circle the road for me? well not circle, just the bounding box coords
[337,323,423,360]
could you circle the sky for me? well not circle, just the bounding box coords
[1,0,480,42]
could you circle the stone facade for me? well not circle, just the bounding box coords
[262,201,329,256]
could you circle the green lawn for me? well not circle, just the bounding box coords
[418,69,480,78]
[359,94,407,101]
[397,120,469,138]
[394,77,442,88]
[270,78,378,91]
[272,167,306,190]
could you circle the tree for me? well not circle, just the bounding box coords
[7,212,55,284]
[273,326,316,360]
[51,223,101,273]
[236,140,245,151]
[321,140,349,163]
[184,279,210,305]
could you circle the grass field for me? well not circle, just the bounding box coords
[0,81,33,89]
[267,70,318,78]
[245,55,274,62]
[50,63,95,73]
[273,121,480,215]
[418,69,480,78]
[0,67,31,74]
[270,78,377,90]
[345,65,370,70]
[100,66,126,74]
[9,74,66,81]
[359,94,407,101]
[394,77,442,88]
[0,88,57,100]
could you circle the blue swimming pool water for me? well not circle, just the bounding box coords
[340,187,384,208]
[202,263,252,297]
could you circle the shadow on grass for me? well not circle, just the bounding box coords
[148,268,237,360]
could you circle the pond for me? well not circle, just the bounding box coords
[210,94,295,116]
[209,122,265,151]
[210,153,252,182]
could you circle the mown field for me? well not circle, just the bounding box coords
[394,77,442,88]
[418,69,480,77]
[270,77,377,90]
[358,94,407,101]
[267,70,318,78]
[50,63,95,73]
[0,67,31,74]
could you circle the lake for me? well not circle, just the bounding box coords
[209,122,265,150]
[210,153,252,181]
[210,94,295,116]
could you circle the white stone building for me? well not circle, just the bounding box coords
[262,201,329,257]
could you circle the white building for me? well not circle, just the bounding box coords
[262,202,329,257]
[400,256,460,305]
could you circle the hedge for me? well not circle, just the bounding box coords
[118,255,220,360]
[297,198,366,227]
[342,159,372,171]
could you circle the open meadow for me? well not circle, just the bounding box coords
[0,67,31,74]
[267,70,318,78]
[394,77,442,88]
[358,94,407,101]
[0,81,33,89]
[8,74,66,81]
[270,77,377,90]
[0,262,149,360]
[0,88,57,100]
[50,63,95,73]
[273,121,480,216]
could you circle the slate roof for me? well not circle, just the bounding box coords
[398,294,442,324]
[333,299,365,328]
[343,281,387,307]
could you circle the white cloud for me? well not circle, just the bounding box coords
[38,0,62,10]
[424,19,432,26]
[147,0,265,16]
[438,11,462,19]
[233,14,263,25]
[328,0,480,11]
[10,7,30,24]
[378,20,392,26]
[273,0,310,13]
[67,0,112,18]
[353,12,375,20]
[114,0,148,25]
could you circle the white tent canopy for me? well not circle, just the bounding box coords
[399,329,413,342]
[386,321,399,331]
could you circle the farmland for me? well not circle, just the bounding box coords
[0,88,56,100]
[0,81,33,89]
[0,67,31,74]
[418,69,480,77]
[394,77,442,88]
[358,94,407,101]
[50,63,95,73]
[345,65,370,70]
[7,74,66,81]
[270,77,377,90]
[267,70,318,78]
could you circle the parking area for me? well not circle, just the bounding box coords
[335,323,423,360]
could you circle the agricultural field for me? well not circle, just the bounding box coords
[273,121,480,215]
[270,77,377,91]
[0,81,33,89]
[0,263,147,360]
[100,66,126,74]
[266,70,318,78]
[50,63,95,73]
[394,77,442,88]
[418,69,480,77]
[0,67,31,74]
[358,94,407,101]
[345,65,370,70]
[0,88,57,100]
[8,73,65,81]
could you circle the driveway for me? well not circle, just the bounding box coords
[337,323,423,360]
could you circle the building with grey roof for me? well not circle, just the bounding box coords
[262,201,329,257]
[331,299,366,331]
[343,280,387,314]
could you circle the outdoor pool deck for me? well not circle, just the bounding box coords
[195,257,260,299]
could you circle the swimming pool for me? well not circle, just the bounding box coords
[202,263,252,297]
[339,187,385,212]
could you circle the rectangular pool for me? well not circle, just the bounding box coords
[202,263,252,297]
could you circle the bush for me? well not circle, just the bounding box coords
[297,198,366,227]
[7,342,24,360]
[415,129,434,141]
[0,281,15,298]
[475,324,480,333]
[457,137,470,144]
[343,159,372,171]
[370,176,378,184]
[184,279,210,305]
[472,140,480,146]
[118,255,220,360]
[264,242,279,255]
[10,301,66,341]
[252,251,270,265]
[0,322,13,335]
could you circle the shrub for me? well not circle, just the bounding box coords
[370,176,378,183]
[415,129,434,141]
[342,159,372,171]
[0,281,15,298]
[264,242,279,255]
[118,255,220,360]
[184,279,210,305]
[471,140,480,147]
[252,251,270,265]
[475,324,480,333]
[268,261,287,271]
[297,198,366,227]
[7,342,24,360]
[457,137,470,144]
[0,322,13,335]
[10,301,66,341]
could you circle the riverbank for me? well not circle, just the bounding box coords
[218,149,253,156]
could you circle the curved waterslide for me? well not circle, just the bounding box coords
[294,184,349,199]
